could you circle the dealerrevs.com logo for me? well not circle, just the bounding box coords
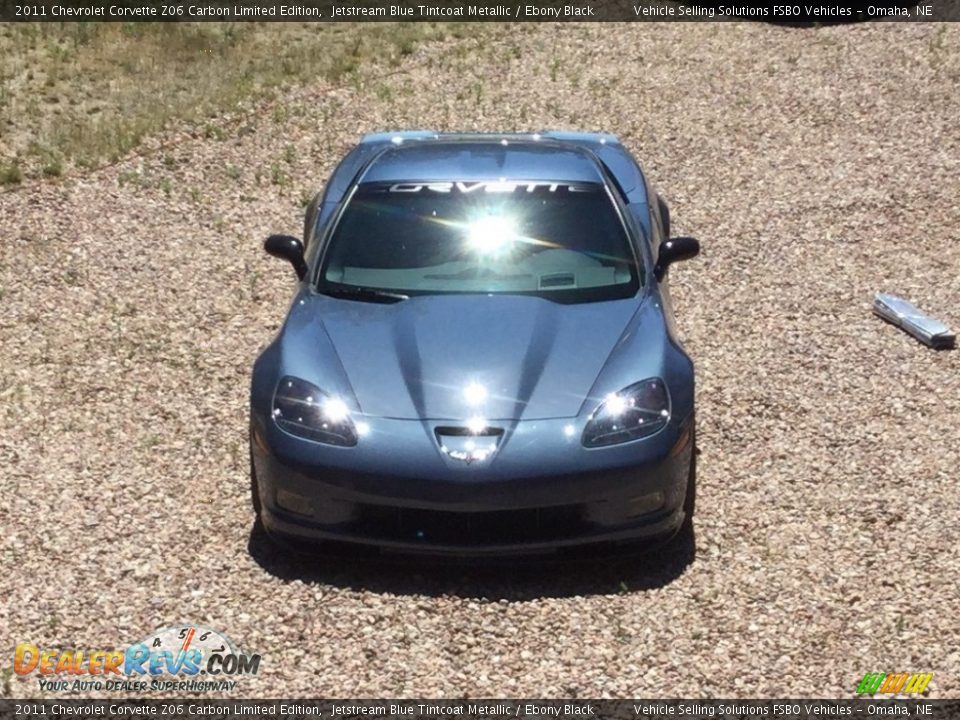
[855,672,933,696]
[14,625,261,693]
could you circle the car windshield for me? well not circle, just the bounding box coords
[318,180,640,303]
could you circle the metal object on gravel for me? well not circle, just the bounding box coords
[873,293,956,349]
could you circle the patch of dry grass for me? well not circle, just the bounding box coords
[0,21,468,183]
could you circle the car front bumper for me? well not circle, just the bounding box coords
[250,415,694,557]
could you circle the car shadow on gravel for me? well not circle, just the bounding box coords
[247,521,696,600]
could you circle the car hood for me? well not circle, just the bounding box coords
[311,294,641,421]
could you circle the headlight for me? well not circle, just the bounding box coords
[272,376,357,447]
[582,378,670,448]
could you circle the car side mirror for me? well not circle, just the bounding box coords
[655,236,700,280]
[264,234,307,280]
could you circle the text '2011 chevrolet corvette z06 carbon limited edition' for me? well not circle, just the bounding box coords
[250,131,700,557]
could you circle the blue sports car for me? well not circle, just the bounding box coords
[250,131,700,557]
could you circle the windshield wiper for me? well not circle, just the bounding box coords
[320,285,409,303]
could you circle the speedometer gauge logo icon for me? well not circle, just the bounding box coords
[127,624,260,677]
[137,625,237,663]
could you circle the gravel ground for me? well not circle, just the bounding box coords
[1,22,958,699]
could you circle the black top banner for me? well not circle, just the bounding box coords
[3,0,960,22]
[3,700,960,720]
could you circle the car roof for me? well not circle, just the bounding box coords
[313,132,650,228]
[358,138,606,185]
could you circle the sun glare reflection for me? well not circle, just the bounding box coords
[467,215,517,255]
[322,397,350,422]
[604,393,628,417]
[466,416,488,435]
[463,382,488,406]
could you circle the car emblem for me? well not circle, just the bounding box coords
[435,426,503,465]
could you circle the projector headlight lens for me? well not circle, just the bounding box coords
[272,376,358,447]
[582,379,670,448]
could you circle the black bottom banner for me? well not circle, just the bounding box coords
[2,700,959,720]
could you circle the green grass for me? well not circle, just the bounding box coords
[0,22,466,181]
[0,161,22,185]
[270,162,288,187]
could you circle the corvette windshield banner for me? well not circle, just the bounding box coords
[4,0,958,22]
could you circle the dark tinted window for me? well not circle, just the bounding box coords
[319,181,639,302]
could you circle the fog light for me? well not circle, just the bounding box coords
[276,489,313,517]
[585,491,664,525]
[624,491,664,518]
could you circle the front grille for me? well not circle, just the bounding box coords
[349,504,590,546]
